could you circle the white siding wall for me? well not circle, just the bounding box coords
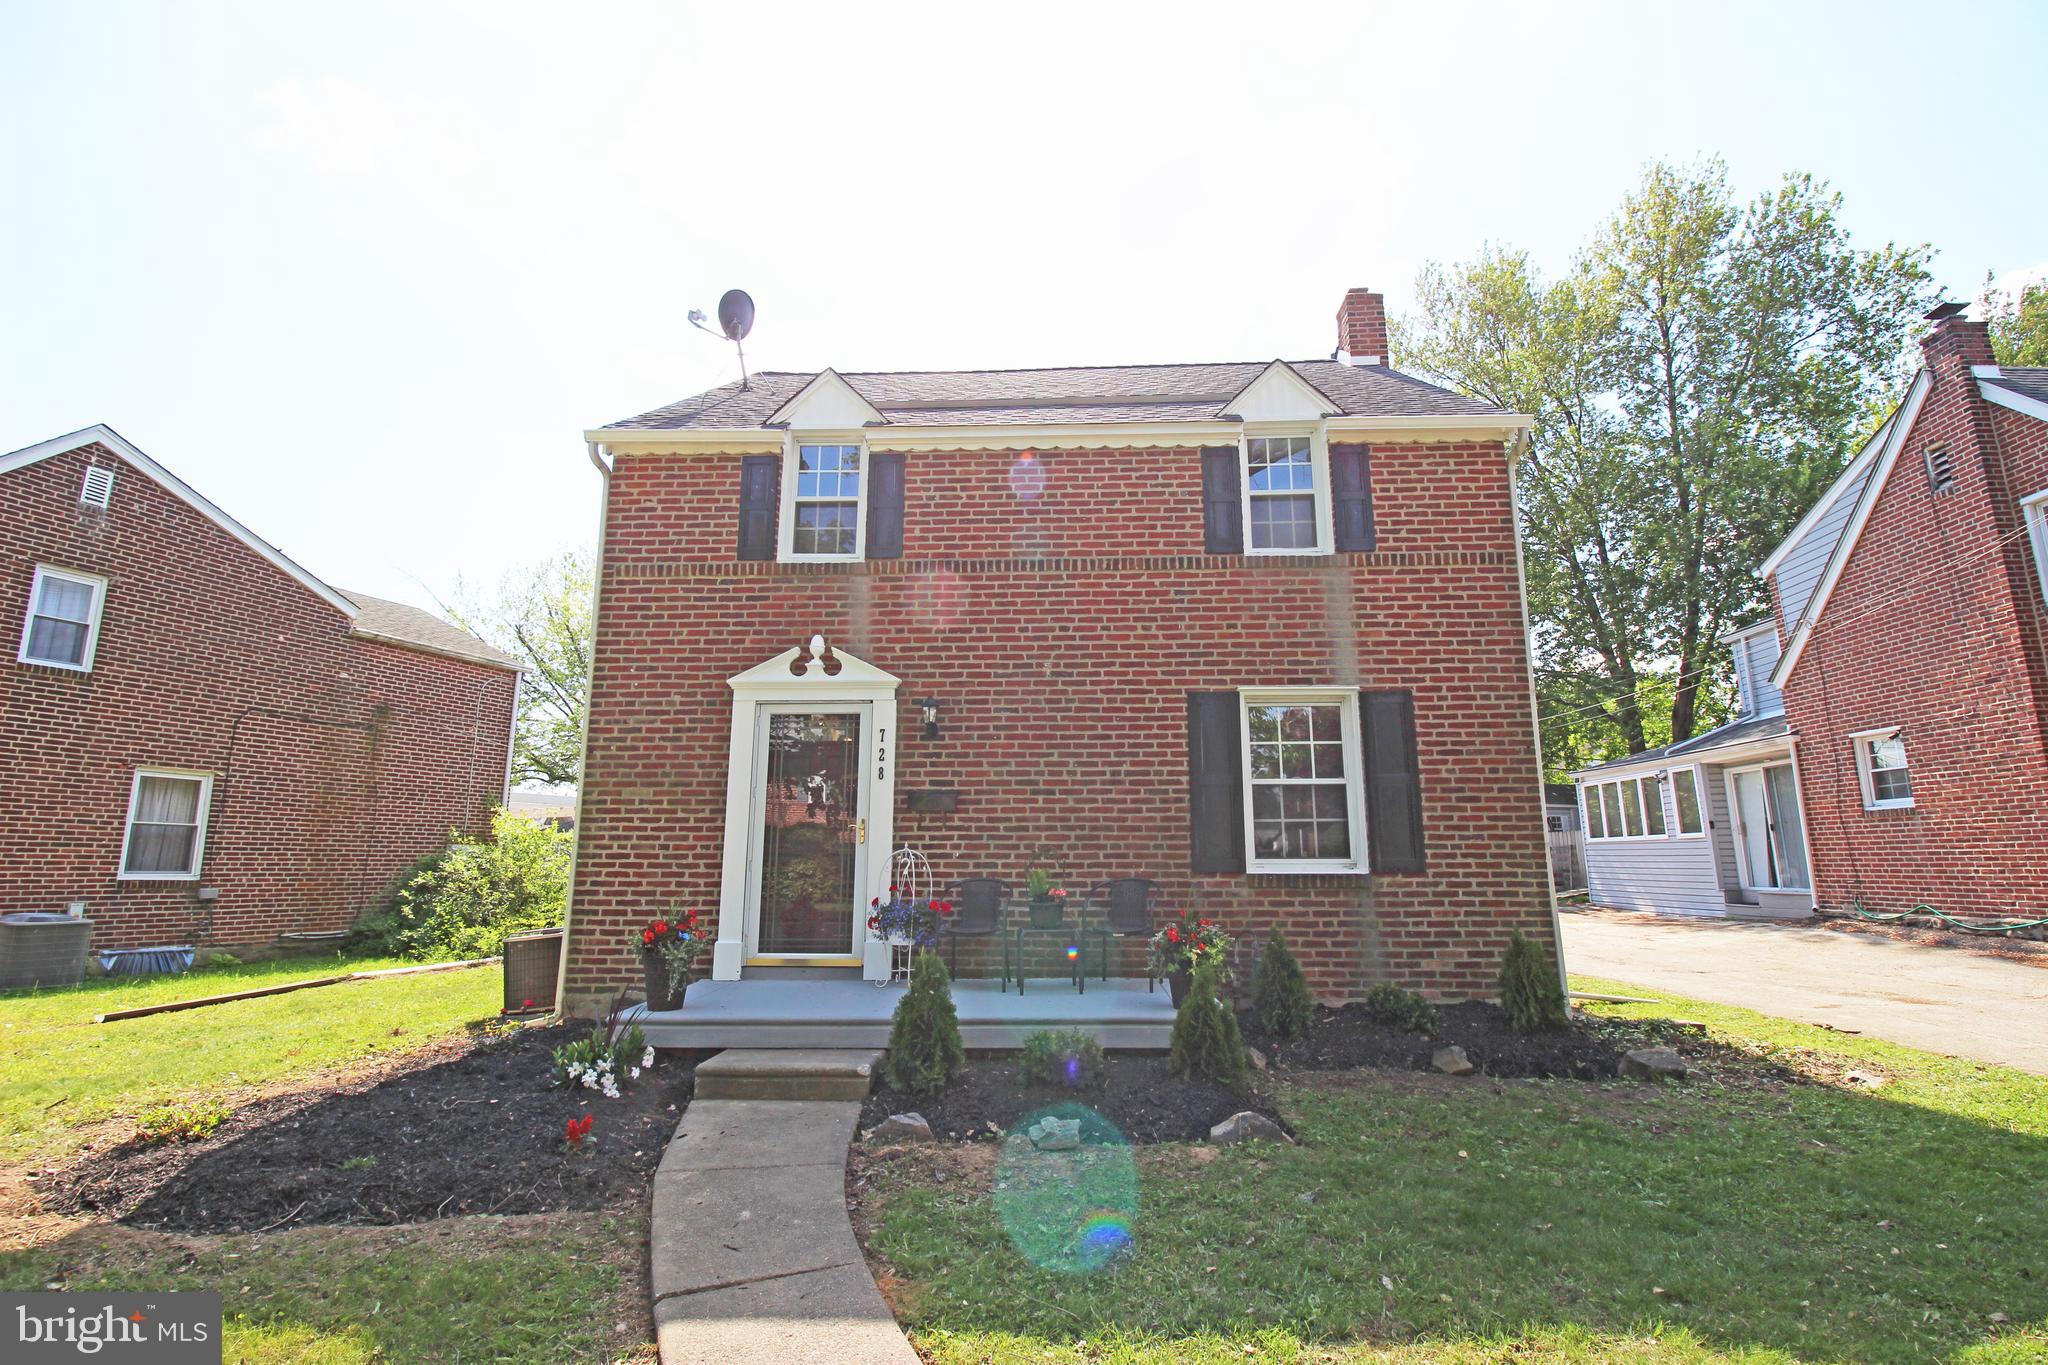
[1702,764,1747,902]
[1581,776,1728,916]
[1739,631,1784,717]
[1772,459,1875,630]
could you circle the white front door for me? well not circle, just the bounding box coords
[742,703,874,965]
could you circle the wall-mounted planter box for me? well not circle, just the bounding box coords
[904,788,958,814]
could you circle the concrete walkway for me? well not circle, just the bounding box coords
[1562,908,2048,1075]
[650,1096,917,1365]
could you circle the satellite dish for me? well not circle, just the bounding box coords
[717,289,755,342]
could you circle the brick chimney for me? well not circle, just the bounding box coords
[1919,300,1995,373]
[1335,287,1389,366]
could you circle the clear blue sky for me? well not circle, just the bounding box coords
[5,1,2044,613]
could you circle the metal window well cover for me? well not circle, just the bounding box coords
[97,945,196,976]
[503,927,564,1012]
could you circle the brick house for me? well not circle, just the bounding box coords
[2,425,521,954]
[1575,307,2048,926]
[559,287,1560,1017]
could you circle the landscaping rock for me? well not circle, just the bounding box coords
[1246,1046,1268,1072]
[1842,1070,1888,1090]
[1620,1047,1687,1081]
[1026,1117,1082,1151]
[1431,1045,1475,1076]
[1209,1111,1294,1145]
[867,1112,933,1143]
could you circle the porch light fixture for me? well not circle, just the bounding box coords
[920,697,942,741]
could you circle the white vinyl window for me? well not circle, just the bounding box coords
[18,565,107,671]
[1671,766,1705,836]
[784,442,865,559]
[120,769,213,879]
[1239,689,1367,873]
[1242,433,1330,553]
[2024,489,2048,608]
[1583,774,1679,840]
[1853,728,1914,809]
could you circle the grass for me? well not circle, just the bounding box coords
[861,979,2048,1363]
[0,953,501,1162]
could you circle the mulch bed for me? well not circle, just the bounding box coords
[862,1053,1287,1145]
[1246,1001,1629,1078]
[42,1023,696,1234]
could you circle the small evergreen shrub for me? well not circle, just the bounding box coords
[886,950,965,1099]
[1252,927,1315,1040]
[1168,954,1247,1085]
[1359,982,1437,1035]
[1499,929,1569,1034]
[1019,1027,1107,1088]
[361,808,572,960]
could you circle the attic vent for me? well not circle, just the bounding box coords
[1923,445,1956,496]
[80,466,115,509]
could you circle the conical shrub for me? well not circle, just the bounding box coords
[1252,927,1315,1040]
[1498,928,1568,1034]
[1169,953,1247,1084]
[886,949,965,1098]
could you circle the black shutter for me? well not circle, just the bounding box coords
[736,455,779,561]
[1330,443,1376,552]
[1186,692,1245,873]
[865,451,905,559]
[1200,446,1243,555]
[1362,689,1425,873]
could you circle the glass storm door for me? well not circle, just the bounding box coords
[748,706,869,962]
[1731,764,1808,891]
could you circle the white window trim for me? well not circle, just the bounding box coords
[1669,764,1708,839]
[1722,759,1814,892]
[1237,687,1368,874]
[2023,488,2048,609]
[18,564,108,672]
[1581,774,1674,842]
[118,767,214,882]
[1239,425,1334,556]
[1851,726,1915,810]
[777,433,869,563]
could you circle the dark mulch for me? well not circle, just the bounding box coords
[43,1023,696,1234]
[862,1053,1286,1145]
[1244,1001,1625,1078]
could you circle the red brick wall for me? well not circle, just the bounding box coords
[563,438,1557,1008]
[0,441,518,951]
[1779,331,2048,921]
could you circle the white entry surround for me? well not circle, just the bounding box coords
[712,637,900,981]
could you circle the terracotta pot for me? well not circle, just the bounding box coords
[1168,968,1193,1008]
[642,949,687,1012]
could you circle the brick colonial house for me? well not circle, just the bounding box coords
[559,287,1560,1016]
[2,425,521,954]
[1576,307,2048,925]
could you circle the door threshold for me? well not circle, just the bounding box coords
[744,955,863,969]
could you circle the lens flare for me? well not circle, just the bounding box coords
[1065,944,1080,961]
[992,1103,1140,1275]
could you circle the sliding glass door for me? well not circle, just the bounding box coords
[1728,762,1809,891]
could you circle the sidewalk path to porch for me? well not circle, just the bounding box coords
[650,1082,918,1363]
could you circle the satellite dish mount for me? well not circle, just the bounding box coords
[688,289,756,390]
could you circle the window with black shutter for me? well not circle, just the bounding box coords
[1186,692,1245,872]
[736,454,779,560]
[1200,447,1244,555]
[1361,689,1426,873]
[1329,443,1376,552]
[865,451,905,559]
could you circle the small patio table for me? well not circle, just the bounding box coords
[1009,901,1085,994]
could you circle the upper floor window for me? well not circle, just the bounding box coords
[2024,488,2048,609]
[1240,690,1366,872]
[18,565,106,671]
[1243,434,1325,553]
[1853,728,1913,809]
[788,443,863,559]
[121,769,212,879]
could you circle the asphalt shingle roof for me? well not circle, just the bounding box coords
[603,359,1504,431]
[340,590,523,672]
[1983,367,2048,410]
[1577,713,1791,775]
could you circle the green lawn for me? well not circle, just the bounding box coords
[0,954,501,1162]
[862,979,2048,1364]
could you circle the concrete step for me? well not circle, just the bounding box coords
[693,1048,884,1101]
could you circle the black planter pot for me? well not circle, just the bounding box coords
[642,949,687,1011]
[1167,968,1193,1008]
[1027,898,1065,930]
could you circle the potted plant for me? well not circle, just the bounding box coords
[1024,868,1069,929]
[1147,911,1230,1006]
[639,910,707,1011]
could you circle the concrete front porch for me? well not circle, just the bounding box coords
[625,977,1175,1050]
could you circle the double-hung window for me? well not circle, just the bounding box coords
[121,769,213,879]
[787,442,864,558]
[18,565,106,671]
[1853,728,1914,809]
[1243,434,1326,553]
[2024,488,2048,608]
[1240,690,1366,872]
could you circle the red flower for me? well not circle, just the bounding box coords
[523,997,535,1009]
[1198,918,1212,928]
[1167,927,1180,943]
[642,929,656,946]
[652,919,670,936]
[565,1114,594,1146]
[867,916,880,930]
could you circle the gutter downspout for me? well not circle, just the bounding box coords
[552,441,615,1019]
[1505,428,1571,1000]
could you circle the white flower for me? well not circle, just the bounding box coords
[629,1066,642,1080]
[597,1058,613,1071]
[641,1047,656,1068]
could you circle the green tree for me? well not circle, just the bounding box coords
[1251,927,1314,1040]
[1400,161,1933,773]
[451,552,592,787]
[1168,954,1247,1085]
[367,807,573,960]
[886,950,965,1099]
[1981,273,2048,366]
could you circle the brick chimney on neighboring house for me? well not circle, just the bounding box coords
[1335,287,1389,366]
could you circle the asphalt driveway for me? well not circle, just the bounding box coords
[1560,908,2048,1076]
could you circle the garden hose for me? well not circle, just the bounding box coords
[1846,896,2048,936]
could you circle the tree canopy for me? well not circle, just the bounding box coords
[451,552,592,788]
[1399,160,1934,774]
[1982,274,2048,366]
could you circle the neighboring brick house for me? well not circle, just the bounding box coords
[1575,306,2048,926]
[1,425,521,954]
[559,286,1560,1014]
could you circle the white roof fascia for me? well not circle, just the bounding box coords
[1976,369,2048,424]
[1757,405,1900,581]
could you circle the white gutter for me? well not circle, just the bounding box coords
[553,440,614,1018]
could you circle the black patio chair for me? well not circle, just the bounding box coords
[935,877,1011,984]
[1080,878,1162,989]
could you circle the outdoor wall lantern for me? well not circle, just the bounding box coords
[920,697,942,741]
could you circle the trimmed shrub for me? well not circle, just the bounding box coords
[1169,954,1247,1085]
[887,950,965,1099]
[1499,929,1569,1033]
[1359,982,1437,1035]
[1252,927,1315,1040]
[1019,1027,1107,1088]
[361,808,571,960]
